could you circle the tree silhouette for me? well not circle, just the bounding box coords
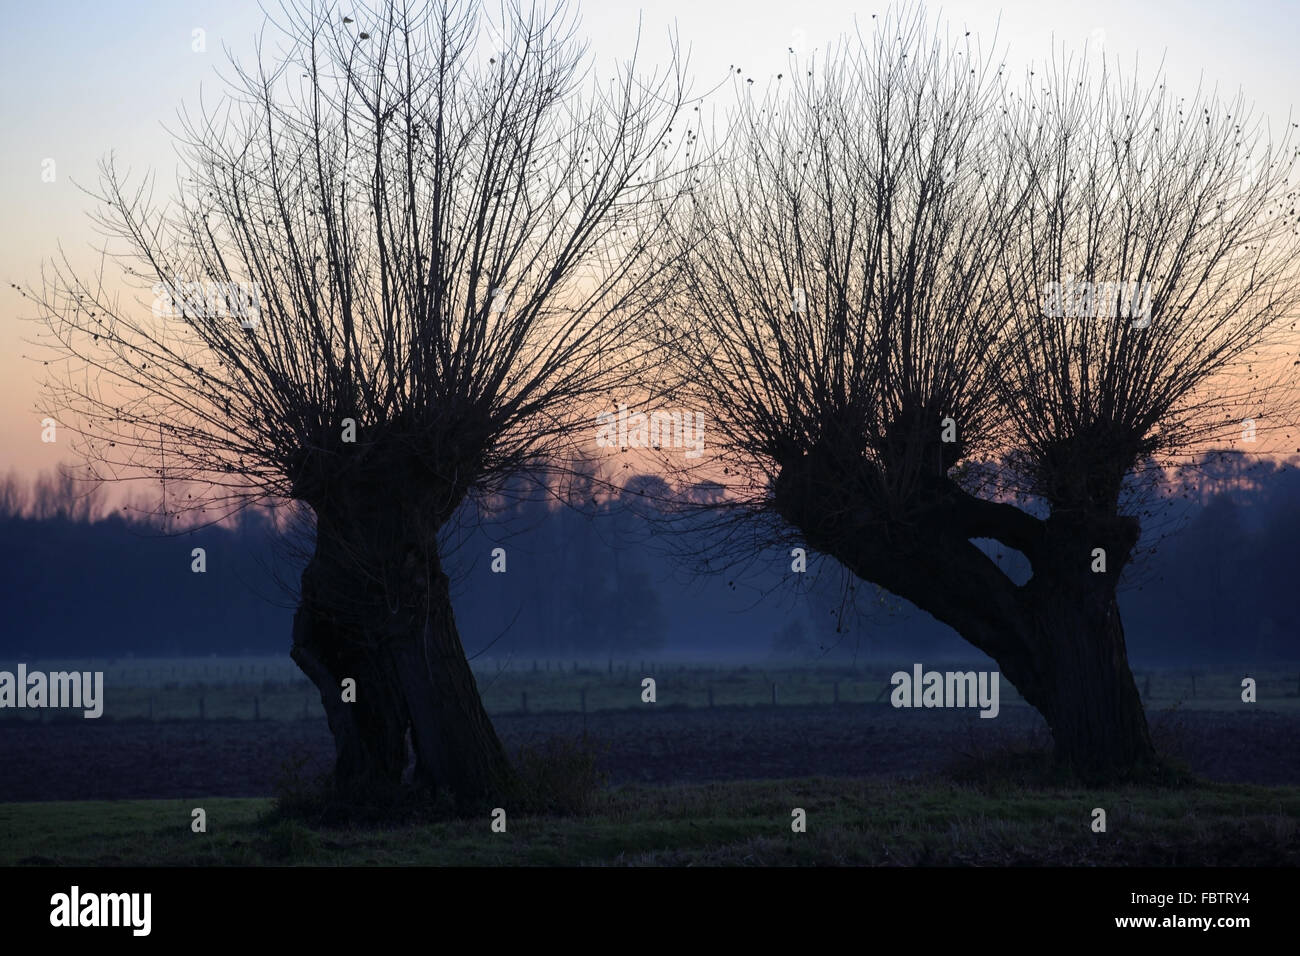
[653,5,1300,778]
[26,0,690,807]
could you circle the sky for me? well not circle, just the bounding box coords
[1,0,1297,480]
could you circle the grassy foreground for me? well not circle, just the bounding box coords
[3,776,1298,866]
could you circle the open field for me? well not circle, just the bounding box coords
[2,778,1297,866]
[3,695,1299,803]
[4,658,1298,866]
[2,657,1297,722]
[3,660,1298,807]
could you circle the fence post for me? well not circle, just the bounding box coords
[771,682,778,707]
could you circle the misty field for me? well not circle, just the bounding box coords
[2,660,1299,804]
[3,656,1297,722]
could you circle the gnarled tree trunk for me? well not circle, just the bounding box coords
[774,456,1156,781]
[291,586,410,801]
[892,549,1156,779]
[290,482,513,810]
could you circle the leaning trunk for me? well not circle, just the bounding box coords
[774,452,1157,781]
[940,576,1157,781]
[291,494,513,809]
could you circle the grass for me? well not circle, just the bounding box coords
[3,776,1297,866]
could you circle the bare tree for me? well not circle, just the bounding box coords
[25,0,690,806]
[654,4,1300,779]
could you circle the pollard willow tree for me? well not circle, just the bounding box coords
[655,6,1300,779]
[28,0,690,806]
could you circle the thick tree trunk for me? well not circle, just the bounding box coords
[1018,583,1156,780]
[292,560,411,802]
[910,570,1157,780]
[395,566,513,803]
[290,500,513,810]
[772,454,1157,781]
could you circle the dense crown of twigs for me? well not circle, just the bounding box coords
[29,0,691,524]
[652,4,1300,540]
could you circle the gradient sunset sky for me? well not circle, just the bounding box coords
[2,0,1297,480]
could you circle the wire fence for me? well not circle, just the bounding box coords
[2,657,1296,722]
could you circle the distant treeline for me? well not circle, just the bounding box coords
[1,453,1297,663]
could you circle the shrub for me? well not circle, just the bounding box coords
[512,735,609,815]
